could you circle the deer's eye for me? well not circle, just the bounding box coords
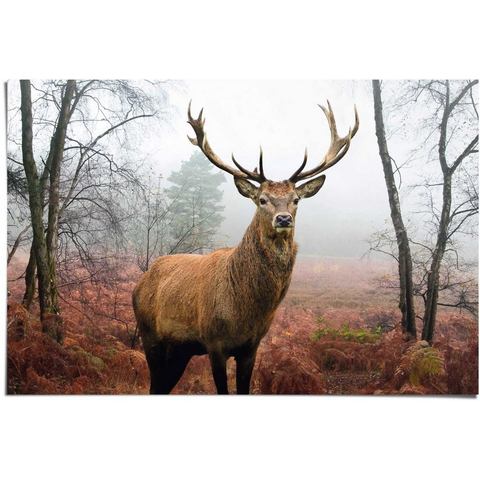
[259,197,268,205]
[293,198,300,205]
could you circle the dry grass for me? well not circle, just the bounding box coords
[6,256,478,395]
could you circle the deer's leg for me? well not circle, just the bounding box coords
[208,350,228,394]
[145,343,167,394]
[235,344,258,394]
[146,342,191,394]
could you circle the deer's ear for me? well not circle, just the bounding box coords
[234,177,259,201]
[296,175,326,199]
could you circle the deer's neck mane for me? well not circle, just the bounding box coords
[227,211,298,311]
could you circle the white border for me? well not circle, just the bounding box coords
[1,2,478,479]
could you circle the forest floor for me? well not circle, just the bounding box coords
[6,255,478,395]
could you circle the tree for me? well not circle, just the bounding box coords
[372,80,417,339]
[370,79,478,343]
[412,80,478,341]
[132,173,171,272]
[45,80,76,320]
[20,80,54,336]
[19,79,79,340]
[166,151,225,254]
[11,80,169,340]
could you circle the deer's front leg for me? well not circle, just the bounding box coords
[235,344,258,394]
[209,350,228,394]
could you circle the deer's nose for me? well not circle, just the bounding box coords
[275,214,293,228]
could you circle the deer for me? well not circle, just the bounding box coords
[132,101,359,394]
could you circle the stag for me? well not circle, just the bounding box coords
[132,101,359,394]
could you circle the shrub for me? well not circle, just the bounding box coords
[363,311,397,332]
[311,317,382,344]
[443,339,478,394]
[254,345,325,394]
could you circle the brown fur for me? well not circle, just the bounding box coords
[133,186,298,354]
[132,181,303,392]
[134,102,358,393]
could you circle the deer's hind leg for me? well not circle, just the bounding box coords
[146,342,192,394]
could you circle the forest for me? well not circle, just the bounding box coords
[6,79,478,394]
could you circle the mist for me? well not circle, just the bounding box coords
[139,79,477,259]
[6,79,478,398]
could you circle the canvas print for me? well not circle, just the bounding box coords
[6,80,478,394]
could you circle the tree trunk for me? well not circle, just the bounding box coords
[20,80,53,332]
[21,126,57,306]
[372,80,417,339]
[421,81,457,344]
[422,170,452,342]
[45,80,75,317]
[22,243,37,309]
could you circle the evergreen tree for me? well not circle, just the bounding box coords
[166,151,225,253]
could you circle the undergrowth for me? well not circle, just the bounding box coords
[311,317,382,344]
[395,341,445,387]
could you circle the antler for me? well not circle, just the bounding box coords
[187,101,266,183]
[289,101,359,182]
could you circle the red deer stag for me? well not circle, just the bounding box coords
[133,101,359,394]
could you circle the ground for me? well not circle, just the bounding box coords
[6,255,478,394]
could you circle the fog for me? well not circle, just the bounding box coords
[7,80,476,260]
[140,80,476,258]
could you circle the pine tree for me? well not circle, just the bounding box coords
[166,151,225,253]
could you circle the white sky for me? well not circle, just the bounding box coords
[141,80,416,257]
[6,79,477,258]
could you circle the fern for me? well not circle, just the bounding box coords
[396,342,445,386]
[311,318,382,344]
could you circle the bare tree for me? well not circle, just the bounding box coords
[372,80,417,339]
[413,80,478,341]
[45,80,76,321]
[412,247,478,318]
[19,80,55,336]
[11,80,172,340]
[370,79,478,343]
[132,174,170,272]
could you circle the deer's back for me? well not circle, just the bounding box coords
[132,249,233,350]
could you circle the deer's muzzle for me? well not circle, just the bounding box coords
[274,213,294,229]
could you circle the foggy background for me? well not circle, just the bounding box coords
[135,79,476,259]
[6,79,477,260]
